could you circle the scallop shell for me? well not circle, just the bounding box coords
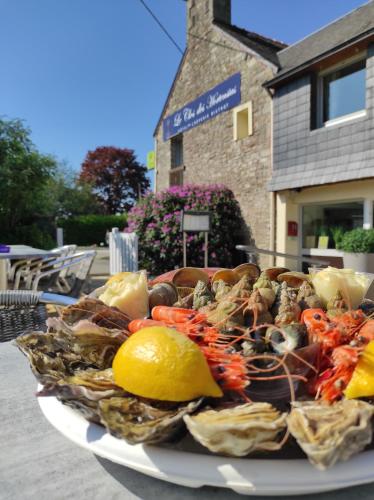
[233,263,261,281]
[211,269,240,286]
[172,267,210,288]
[184,403,287,457]
[277,272,310,288]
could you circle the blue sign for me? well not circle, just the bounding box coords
[163,73,241,141]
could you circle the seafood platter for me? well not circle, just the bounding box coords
[15,264,374,494]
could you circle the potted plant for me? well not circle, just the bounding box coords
[337,228,374,272]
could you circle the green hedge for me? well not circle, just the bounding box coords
[337,228,374,253]
[58,215,127,246]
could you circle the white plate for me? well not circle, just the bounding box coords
[38,393,374,496]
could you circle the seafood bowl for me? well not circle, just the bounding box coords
[15,265,374,494]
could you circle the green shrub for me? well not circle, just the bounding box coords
[58,214,127,246]
[126,184,244,274]
[337,228,374,253]
[330,226,345,249]
[2,223,55,249]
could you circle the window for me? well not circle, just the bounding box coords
[233,101,253,140]
[171,135,183,168]
[170,135,184,186]
[316,57,366,126]
[302,201,364,249]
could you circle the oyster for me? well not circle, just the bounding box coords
[52,368,126,422]
[16,322,126,384]
[287,399,374,470]
[61,298,108,324]
[61,297,131,330]
[263,267,289,281]
[184,403,287,456]
[193,280,214,310]
[99,397,202,445]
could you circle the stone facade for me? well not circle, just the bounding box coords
[154,0,278,261]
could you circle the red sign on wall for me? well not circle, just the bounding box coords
[288,221,298,237]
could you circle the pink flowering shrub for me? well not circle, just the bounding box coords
[126,184,243,274]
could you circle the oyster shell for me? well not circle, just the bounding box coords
[233,263,260,281]
[52,368,126,422]
[263,267,290,281]
[287,400,374,470]
[184,403,287,456]
[99,397,202,445]
[16,322,126,384]
[277,271,310,289]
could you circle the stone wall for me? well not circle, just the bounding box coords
[154,25,276,265]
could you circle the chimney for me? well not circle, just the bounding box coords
[187,0,231,43]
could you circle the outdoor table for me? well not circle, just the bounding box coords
[1,342,374,500]
[0,245,60,290]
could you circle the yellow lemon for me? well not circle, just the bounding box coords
[112,326,223,401]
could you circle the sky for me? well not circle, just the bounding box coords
[0,0,368,186]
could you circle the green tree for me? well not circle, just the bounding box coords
[0,117,57,246]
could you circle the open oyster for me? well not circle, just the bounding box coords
[16,322,126,384]
[184,403,287,457]
[287,399,374,470]
[51,368,126,422]
[99,397,202,445]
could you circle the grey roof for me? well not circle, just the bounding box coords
[214,21,287,67]
[266,0,374,87]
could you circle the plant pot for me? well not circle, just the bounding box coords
[343,252,374,273]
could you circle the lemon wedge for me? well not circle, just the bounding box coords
[112,326,223,401]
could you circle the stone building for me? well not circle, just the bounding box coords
[154,0,286,260]
[265,1,374,270]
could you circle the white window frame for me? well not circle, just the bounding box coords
[233,101,253,140]
[316,51,367,128]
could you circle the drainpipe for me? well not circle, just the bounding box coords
[154,137,157,193]
[267,86,276,266]
[363,199,373,229]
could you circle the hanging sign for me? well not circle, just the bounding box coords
[147,151,155,170]
[163,73,241,141]
[287,221,298,237]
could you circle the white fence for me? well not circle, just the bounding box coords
[109,228,138,275]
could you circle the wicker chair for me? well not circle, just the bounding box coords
[0,290,76,342]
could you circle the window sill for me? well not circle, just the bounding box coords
[323,109,367,128]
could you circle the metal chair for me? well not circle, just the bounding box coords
[0,290,76,342]
[21,250,96,298]
[10,245,77,289]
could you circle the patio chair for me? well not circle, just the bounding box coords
[21,250,96,298]
[10,245,77,289]
[0,290,76,342]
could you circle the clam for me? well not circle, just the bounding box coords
[184,403,287,457]
[172,267,209,288]
[233,263,260,281]
[263,267,289,281]
[287,400,374,470]
[211,269,240,286]
[277,272,310,289]
[149,282,178,309]
[99,397,202,445]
